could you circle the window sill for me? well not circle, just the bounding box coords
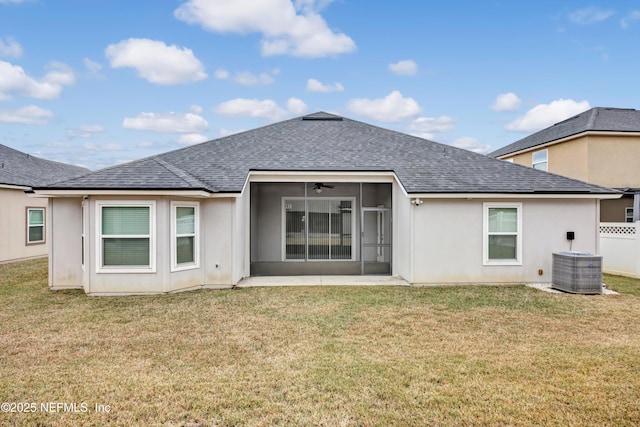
[171,263,200,273]
[483,260,523,267]
[97,267,157,274]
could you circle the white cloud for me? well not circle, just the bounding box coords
[177,133,209,145]
[451,137,492,154]
[0,36,22,58]
[190,104,203,114]
[219,128,244,137]
[0,0,30,3]
[287,97,308,115]
[216,69,276,85]
[388,59,418,76]
[66,125,105,138]
[410,116,455,134]
[505,99,591,133]
[622,11,640,29]
[105,38,207,85]
[0,60,74,100]
[83,57,102,75]
[0,105,53,125]
[43,61,75,86]
[214,69,230,79]
[307,78,344,92]
[214,97,307,121]
[569,7,615,25]
[347,90,421,122]
[492,92,521,112]
[174,0,356,58]
[293,0,334,13]
[122,111,209,133]
[83,142,123,152]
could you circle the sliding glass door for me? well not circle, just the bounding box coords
[284,198,354,261]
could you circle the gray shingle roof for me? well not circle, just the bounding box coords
[41,112,617,195]
[0,144,90,188]
[489,107,640,158]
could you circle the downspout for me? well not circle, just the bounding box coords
[595,198,601,255]
[49,198,53,289]
[410,196,415,284]
[634,192,640,223]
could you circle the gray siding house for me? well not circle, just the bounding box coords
[35,112,618,295]
[0,144,89,263]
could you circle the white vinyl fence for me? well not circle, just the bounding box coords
[599,222,640,278]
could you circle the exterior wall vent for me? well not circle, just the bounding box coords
[552,251,602,294]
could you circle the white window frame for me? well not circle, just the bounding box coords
[281,196,356,262]
[532,149,548,171]
[26,207,46,245]
[626,207,634,223]
[483,202,523,266]
[96,200,156,274]
[170,201,200,272]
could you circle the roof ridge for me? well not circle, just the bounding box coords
[586,107,599,130]
[152,158,211,190]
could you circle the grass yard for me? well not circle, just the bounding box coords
[1,259,640,426]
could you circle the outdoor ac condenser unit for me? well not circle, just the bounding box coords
[552,251,602,294]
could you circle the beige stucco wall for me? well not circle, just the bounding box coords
[0,188,48,263]
[503,134,640,189]
[49,195,239,295]
[48,198,83,288]
[601,197,634,222]
[392,182,412,281]
[587,135,640,188]
[410,198,599,284]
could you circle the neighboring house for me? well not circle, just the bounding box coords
[489,107,640,223]
[0,144,89,263]
[34,112,618,295]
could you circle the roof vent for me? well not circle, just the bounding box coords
[302,113,343,121]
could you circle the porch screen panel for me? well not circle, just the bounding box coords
[285,199,306,259]
[308,199,330,259]
[332,200,352,259]
[286,198,353,261]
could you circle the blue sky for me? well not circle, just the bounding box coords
[1,0,639,170]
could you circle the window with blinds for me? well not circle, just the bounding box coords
[284,198,354,261]
[98,202,155,272]
[27,207,45,244]
[171,202,199,271]
[484,203,522,265]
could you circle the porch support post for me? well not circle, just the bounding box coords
[634,191,640,222]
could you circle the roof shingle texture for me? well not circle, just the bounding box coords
[0,144,90,188]
[43,112,616,195]
[489,107,640,158]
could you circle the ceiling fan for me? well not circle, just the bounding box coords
[312,182,335,193]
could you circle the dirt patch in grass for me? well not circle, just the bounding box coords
[1,259,640,426]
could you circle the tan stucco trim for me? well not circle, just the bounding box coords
[0,184,31,191]
[32,189,216,198]
[243,170,398,194]
[496,130,640,159]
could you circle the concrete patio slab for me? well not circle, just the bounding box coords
[235,275,411,288]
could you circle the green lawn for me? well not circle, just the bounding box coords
[1,258,640,426]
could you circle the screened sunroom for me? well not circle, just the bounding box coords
[250,182,392,276]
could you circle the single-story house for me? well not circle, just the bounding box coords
[34,112,619,295]
[0,144,88,263]
[488,107,640,223]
